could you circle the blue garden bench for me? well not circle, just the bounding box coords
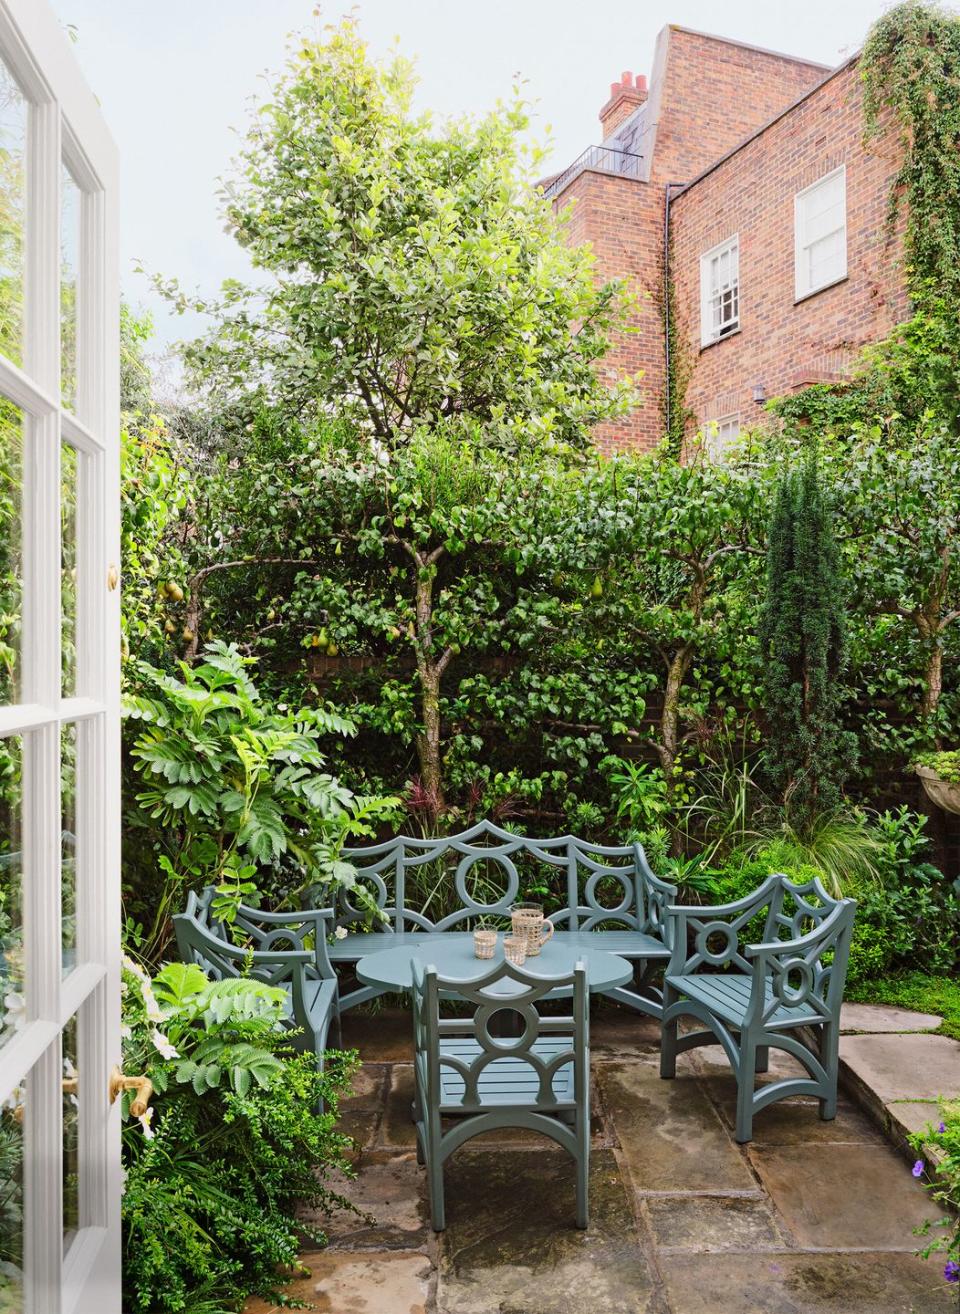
[326,818,676,1016]
[659,872,857,1143]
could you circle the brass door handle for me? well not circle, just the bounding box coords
[109,1066,153,1117]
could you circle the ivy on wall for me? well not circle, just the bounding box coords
[862,0,960,307]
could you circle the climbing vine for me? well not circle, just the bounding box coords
[862,1,960,307]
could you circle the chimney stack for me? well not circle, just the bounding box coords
[600,70,648,139]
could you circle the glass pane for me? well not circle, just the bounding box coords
[62,1014,79,1254]
[61,166,81,411]
[0,1083,23,1310]
[0,59,26,369]
[0,734,23,1053]
[61,442,78,697]
[0,403,21,705]
[62,723,76,975]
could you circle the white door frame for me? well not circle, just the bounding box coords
[0,2,120,1311]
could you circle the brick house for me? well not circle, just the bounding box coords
[544,25,907,454]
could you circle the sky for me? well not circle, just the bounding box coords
[49,0,894,363]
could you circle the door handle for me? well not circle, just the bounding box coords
[108,1066,153,1117]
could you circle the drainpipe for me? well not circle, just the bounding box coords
[663,181,686,442]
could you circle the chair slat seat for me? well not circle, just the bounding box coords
[666,972,822,1029]
[437,1037,575,1109]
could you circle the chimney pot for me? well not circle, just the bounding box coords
[636,74,648,92]
[610,82,620,98]
[621,70,633,87]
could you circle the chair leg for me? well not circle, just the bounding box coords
[575,1123,589,1229]
[818,1022,839,1121]
[734,1039,755,1144]
[659,984,678,1080]
[756,1045,769,1074]
[428,1151,446,1231]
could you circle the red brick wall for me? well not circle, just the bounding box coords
[557,169,665,454]
[551,27,835,453]
[670,58,908,440]
[649,28,829,185]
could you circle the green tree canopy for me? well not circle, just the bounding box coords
[173,18,633,456]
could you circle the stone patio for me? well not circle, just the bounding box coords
[244,1004,958,1314]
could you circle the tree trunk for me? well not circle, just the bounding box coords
[655,644,693,854]
[413,566,445,818]
[921,638,943,728]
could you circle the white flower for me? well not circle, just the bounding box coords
[334,925,348,941]
[122,954,148,981]
[369,438,390,468]
[139,980,165,1023]
[1,991,26,1034]
[138,1107,155,1140]
[120,1023,132,1040]
[150,1028,179,1061]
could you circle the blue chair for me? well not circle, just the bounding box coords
[173,887,342,1066]
[659,873,856,1143]
[412,957,591,1231]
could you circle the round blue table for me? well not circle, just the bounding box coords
[355,935,633,997]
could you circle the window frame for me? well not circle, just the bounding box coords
[699,234,740,349]
[794,164,847,302]
[705,412,740,461]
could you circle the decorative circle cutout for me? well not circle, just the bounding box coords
[455,853,520,914]
[774,957,815,1007]
[339,871,389,922]
[695,920,737,966]
[475,1002,538,1052]
[585,869,633,916]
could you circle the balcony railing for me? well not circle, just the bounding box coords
[542,144,644,199]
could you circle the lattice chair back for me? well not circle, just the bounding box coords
[751,884,857,1028]
[340,818,673,938]
[412,956,589,1115]
[173,889,339,1056]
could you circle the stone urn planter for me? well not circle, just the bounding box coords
[916,765,960,816]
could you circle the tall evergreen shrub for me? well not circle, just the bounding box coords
[760,455,857,826]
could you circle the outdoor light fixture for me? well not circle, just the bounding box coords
[752,383,766,404]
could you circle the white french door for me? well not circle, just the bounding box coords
[0,2,121,1312]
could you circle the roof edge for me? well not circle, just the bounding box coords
[667,24,832,71]
[672,50,860,198]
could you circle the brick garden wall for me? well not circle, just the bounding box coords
[551,27,835,453]
[670,58,909,439]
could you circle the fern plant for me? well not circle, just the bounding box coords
[119,958,359,1312]
[124,641,400,959]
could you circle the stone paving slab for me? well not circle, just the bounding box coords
[244,1248,434,1314]
[840,1033,960,1103]
[747,1142,940,1249]
[645,1194,786,1252]
[306,1151,431,1251]
[704,1082,877,1146]
[657,1251,956,1313]
[840,1003,942,1034]
[598,1058,756,1192]
[436,1148,658,1314]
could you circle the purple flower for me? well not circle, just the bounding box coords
[938,1121,947,1135]
[944,1261,960,1284]
[912,1159,924,1178]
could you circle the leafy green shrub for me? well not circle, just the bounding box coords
[120,958,358,1313]
[908,1100,960,1288]
[845,809,960,984]
[123,640,399,960]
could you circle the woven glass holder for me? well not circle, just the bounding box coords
[473,928,497,959]
[503,935,528,966]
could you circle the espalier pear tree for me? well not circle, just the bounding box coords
[160,16,636,817]
[172,16,634,454]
